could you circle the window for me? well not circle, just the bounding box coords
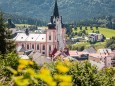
[55,36,56,40]
[49,35,51,40]
[32,44,34,49]
[49,45,51,51]
[42,52,45,54]
[37,44,39,50]
[43,45,45,50]
[22,44,24,48]
[27,45,29,49]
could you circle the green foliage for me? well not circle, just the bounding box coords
[4,13,47,26]
[0,53,19,76]
[3,59,115,86]
[106,37,115,50]
[0,12,16,55]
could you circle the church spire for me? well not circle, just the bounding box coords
[53,0,59,18]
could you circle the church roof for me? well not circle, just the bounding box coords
[14,33,46,42]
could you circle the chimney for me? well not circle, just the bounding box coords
[106,50,109,55]
[25,28,29,35]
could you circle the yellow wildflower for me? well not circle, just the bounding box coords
[19,59,29,66]
[13,76,29,86]
[56,64,69,73]
[37,75,56,86]
[54,74,72,82]
[26,68,36,76]
[18,64,26,71]
[40,68,51,75]
[28,60,34,65]
[59,82,72,86]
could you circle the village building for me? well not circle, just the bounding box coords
[88,33,104,43]
[14,0,66,57]
[13,0,115,69]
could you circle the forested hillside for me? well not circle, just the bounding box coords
[4,13,47,26]
[0,0,115,23]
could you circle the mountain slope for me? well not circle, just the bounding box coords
[0,0,115,23]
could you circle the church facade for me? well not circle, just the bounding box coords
[14,0,66,57]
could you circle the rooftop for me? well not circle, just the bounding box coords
[14,33,46,42]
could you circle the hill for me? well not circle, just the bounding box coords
[0,0,115,23]
[3,13,46,26]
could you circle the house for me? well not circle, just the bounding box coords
[53,48,114,69]
[32,52,52,66]
[88,33,104,43]
[89,60,105,70]
[83,47,97,53]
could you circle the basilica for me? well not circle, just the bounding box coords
[14,0,66,57]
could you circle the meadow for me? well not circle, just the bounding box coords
[73,27,115,38]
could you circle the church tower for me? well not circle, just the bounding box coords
[47,0,66,57]
[51,0,59,24]
[48,0,63,29]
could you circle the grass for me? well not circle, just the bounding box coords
[15,24,32,27]
[16,24,47,29]
[72,41,106,50]
[73,27,115,38]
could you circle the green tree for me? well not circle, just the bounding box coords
[80,26,82,30]
[90,26,93,30]
[82,30,86,35]
[74,27,77,30]
[85,26,87,30]
[0,12,16,55]
[0,53,19,76]
[96,26,99,30]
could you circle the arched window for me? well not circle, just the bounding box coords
[43,45,45,50]
[27,44,29,49]
[32,44,34,49]
[37,44,39,50]
[49,45,51,51]
[22,44,24,48]
[49,35,51,40]
[49,32,51,40]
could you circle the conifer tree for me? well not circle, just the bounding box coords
[0,12,16,55]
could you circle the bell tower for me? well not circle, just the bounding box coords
[51,0,59,24]
[47,0,66,57]
[48,0,63,29]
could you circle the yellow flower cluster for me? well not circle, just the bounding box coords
[8,59,72,86]
[54,74,72,86]
[18,59,33,71]
[56,61,69,73]
[36,67,56,86]
[13,76,29,86]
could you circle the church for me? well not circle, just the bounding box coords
[14,0,66,57]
